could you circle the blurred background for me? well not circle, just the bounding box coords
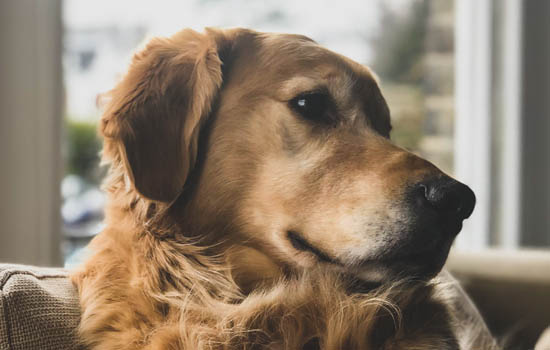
[0,0,549,346]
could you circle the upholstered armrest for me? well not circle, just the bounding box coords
[446,249,550,349]
[0,264,81,350]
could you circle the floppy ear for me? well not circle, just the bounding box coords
[100,29,228,202]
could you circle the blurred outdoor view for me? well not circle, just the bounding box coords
[61,0,456,264]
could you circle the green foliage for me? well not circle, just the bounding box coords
[371,0,429,84]
[65,119,102,184]
[389,109,424,150]
[381,83,425,150]
[370,1,431,152]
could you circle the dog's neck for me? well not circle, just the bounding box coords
[100,187,280,294]
[224,245,287,293]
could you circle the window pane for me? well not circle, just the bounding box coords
[62,0,456,264]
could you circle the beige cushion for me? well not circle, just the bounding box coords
[0,264,81,350]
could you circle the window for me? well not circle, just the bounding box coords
[61,0,550,266]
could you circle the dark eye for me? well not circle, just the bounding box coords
[289,92,333,123]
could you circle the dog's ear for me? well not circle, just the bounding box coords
[100,28,237,202]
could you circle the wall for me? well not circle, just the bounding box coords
[0,1,63,266]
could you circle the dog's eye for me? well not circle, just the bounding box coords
[289,92,333,123]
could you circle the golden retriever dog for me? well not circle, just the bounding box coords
[72,28,498,349]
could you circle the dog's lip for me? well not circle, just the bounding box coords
[286,229,453,279]
[287,230,338,264]
[287,230,349,266]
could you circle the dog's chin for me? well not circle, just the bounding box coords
[351,220,463,284]
[353,241,453,284]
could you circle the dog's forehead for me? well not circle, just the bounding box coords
[256,33,379,95]
[222,30,391,134]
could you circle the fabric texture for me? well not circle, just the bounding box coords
[0,264,82,350]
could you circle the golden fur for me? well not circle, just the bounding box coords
[72,28,498,349]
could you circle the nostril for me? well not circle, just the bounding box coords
[416,179,476,220]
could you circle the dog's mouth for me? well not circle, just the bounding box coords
[286,229,452,281]
[287,230,340,265]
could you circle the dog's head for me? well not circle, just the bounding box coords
[101,28,475,284]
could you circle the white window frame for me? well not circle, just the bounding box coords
[454,0,546,250]
[454,0,495,249]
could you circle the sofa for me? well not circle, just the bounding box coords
[446,249,550,349]
[0,264,81,350]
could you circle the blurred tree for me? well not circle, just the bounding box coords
[65,119,102,184]
[369,0,430,152]
[371,0,429,84]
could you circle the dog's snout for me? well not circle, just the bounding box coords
[416,178,476,220]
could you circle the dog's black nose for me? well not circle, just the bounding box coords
[416,177,476,221]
